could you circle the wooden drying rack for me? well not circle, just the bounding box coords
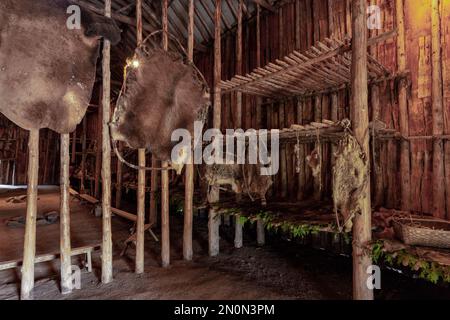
[219,37,391,98]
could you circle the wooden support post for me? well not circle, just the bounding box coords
[20,129,39,300]
[71,130,77,164]
[330,91,338,187]
[183,0,195,262]
[135,0,146,275]
[94,100,102,199]
[115,142,123,209]
[101,0,113,285]
[161,0,171,268]
[161,162,170,267]
[209,0,222,257]
[256,219,265,246]
[255,4,265,243]
[371,84,383,206]
[431,0,445,219]
[60,134,72,295]
[149,158,158,225]
[395,0,411,211]
[313,95,322,201]
[351,0,373,301]
[297,99,306,200]
[234,0,244,249]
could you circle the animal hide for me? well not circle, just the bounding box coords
[0,0,121,133]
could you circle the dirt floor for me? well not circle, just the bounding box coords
[0,187,449,300]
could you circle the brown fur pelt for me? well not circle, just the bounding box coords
[111,46,210,162]
[332,131,368,233]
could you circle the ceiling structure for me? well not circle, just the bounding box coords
[72,0,278,97]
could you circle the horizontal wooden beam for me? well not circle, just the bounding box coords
[249,0,276,12]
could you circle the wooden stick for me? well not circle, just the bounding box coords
[135,0,146,275]
[297,99,306,200]
[351,0,373,301]
[94,98,102,199]
[234,0,243,249]
[183,0,195,262]
[149,158,158,225]
[71,130,77,164]
[208,0,222,257]
[60,133,72,295]
[371,84,383,206]
[161,0,171,268]
[313,95,322,201]
[20,128,39,300]
[101,0,113,285]
[395,0,411,211]
[431,0,445,219]
[80,116,87,194]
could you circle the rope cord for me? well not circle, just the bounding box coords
[110,29,209,172]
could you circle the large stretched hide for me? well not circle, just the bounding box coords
[0,0,121,133]
[110,47,209,162]
[332,131,368,233]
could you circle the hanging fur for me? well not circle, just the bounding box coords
[332,123,368,233]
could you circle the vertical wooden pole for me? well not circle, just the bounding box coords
[60,133,72,295]
[255,2,265,246]
[183,0,195,261]
[101,0,113,285]
[209,0,222,257]
[115,142,123,209]
[161,0,171,268]
[313,95,322,200]
[256,4,262,130]
[395,0,411,211]
[234,0,243,249]
[371,84,383,206]
[135,0,146,275]
[295,0,301,50]
[71,129,77,164]
[431,0,445,219]
[80,116,87,194]
[149,160,158,225]
[297,99,306,200]
[20,129,39,300]
[351,0,373,301]
[95,102,103,199]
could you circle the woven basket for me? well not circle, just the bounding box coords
[393,218,450,249]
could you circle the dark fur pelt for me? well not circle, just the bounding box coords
[111,47,209,162]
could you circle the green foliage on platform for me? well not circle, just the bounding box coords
[372,240,450,284]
